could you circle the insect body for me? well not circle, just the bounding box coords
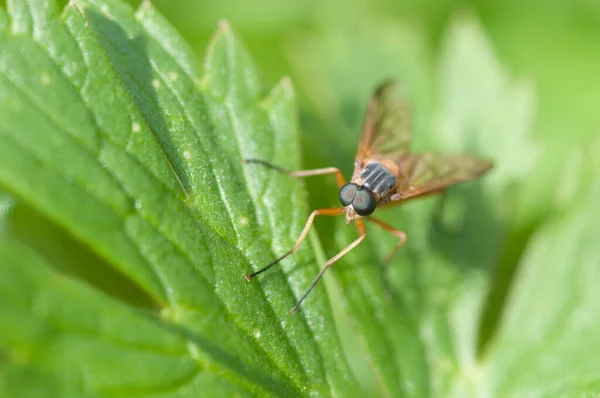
[360,162,398,196]
[339,162,397,221]
[244,81,492,314]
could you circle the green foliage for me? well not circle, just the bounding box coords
[1,0,599,397]
[0,0,355,396]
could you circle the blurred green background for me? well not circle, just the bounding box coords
[123,0,600,145]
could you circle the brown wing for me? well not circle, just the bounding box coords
[356,81,411,160]
[390,152,492,201]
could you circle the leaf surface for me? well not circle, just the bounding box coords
[0,0,358,396]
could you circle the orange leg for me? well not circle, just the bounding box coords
[243,158,347,188]
[290,218,366,314]
[245,208,345,281]
[366,216,407,298]
[367,216,407,262]
[244,158,365,313]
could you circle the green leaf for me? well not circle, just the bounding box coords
[483,180,600,397]
[5,0,596,396]
[392,16,538,397]
[0,191,17,236]
[0,0,359,396]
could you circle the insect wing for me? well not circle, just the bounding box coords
[356,81,411,161]
[392,153,492,200]
[356,81,492,202]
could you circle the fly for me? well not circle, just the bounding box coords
[244,81,492,314]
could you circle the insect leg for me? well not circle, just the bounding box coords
[366,216,407,262]
[243,159,346,188]
[291,219,367,314]
[365,217,407,299]
[245,207,345,281]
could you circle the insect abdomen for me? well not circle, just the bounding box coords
[361,162,397,195]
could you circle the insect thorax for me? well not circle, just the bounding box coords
[360,162,397,196]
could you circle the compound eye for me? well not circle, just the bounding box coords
[339,183,359,206]
[352,189,376,216]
